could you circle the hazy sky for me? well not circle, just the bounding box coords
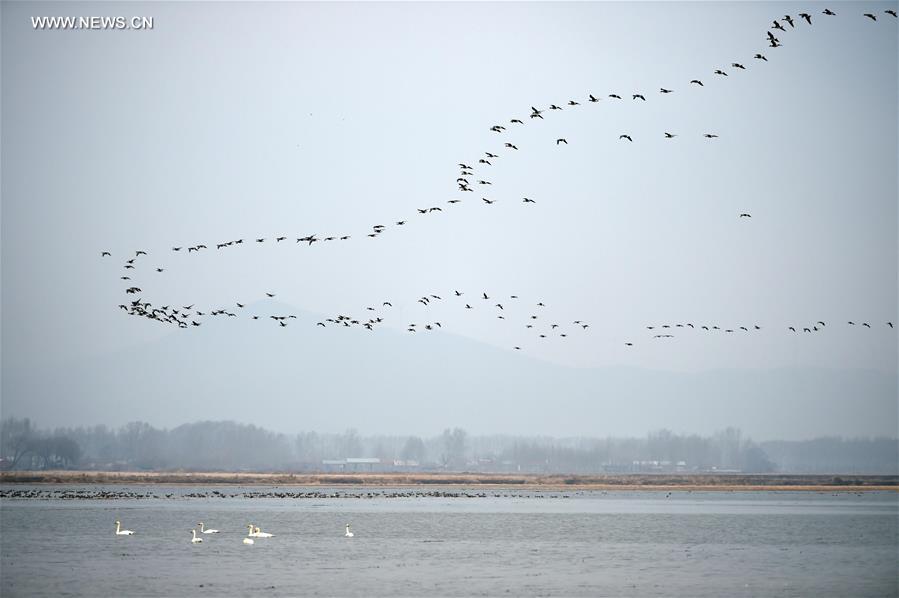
[2,2,897,435]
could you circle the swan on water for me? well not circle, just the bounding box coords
[115,520,135,535]
[247,524,274,538]
[243,537,255,545]
[197,522,219,534]
[345,524,354,538]
[190,529,203,544]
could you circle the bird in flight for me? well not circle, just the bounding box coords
[608,94,622,99]
[823,8,835,15]
[784,14,794,27]
[714,69,728,76]
[589,94,600,103]
[522,198,536,203]
[505,143,518,150]
[731,63,746,70]
[887,10,897,17]
[799,12,812,24]
[739,213,751,218]
[773,19,786,31]
[482,198,496,204]
[664,132,677,139]
[619,134,633,142]
[703,133,719,138]
[754,54,768,61]
[660,88,673,94]
[690,80,703,86]
[556,138,568,145]
[632,94,646,101]
[101,251,111,257]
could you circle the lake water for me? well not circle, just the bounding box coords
[1,486,897,597]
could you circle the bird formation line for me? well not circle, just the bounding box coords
[101,8,896,353]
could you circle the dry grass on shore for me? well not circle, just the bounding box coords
[1,470,896,491]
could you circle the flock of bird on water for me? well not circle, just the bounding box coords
[114,520,354,545]
[102,8,896,352]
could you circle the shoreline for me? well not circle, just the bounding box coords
[1,471,896,491]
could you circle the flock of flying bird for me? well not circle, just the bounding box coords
[102,8,896,351]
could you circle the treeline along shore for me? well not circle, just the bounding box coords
[1,471,896,491]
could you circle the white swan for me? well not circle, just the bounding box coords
[252,525,274,538]
[190,529,203,544]
[242,537,255,545]
[115,520,135,535]
[197,522,219,534]
[345,523,354,538]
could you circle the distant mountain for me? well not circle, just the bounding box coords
[3,302,896,440]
